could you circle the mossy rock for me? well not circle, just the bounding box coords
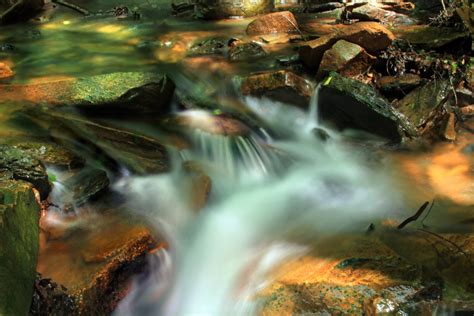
[195,0,273,19]
[0,180,40,315]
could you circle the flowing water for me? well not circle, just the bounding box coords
[1,2,473,314]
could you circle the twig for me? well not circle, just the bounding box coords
[398,201,430,230]
[421,199,435,227]
[419,228,472,265]
[52,0,91,16]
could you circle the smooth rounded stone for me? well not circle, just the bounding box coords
[0,144,50,199]
[376,74,422,98]
[195,0,273,19]
[312,127,330,141]
[0,180,40,316]
[461,105,474,117]
[299,22,395,69]
[173,112,250,136]
[188,38,225,56]
[240,70,314,108]
[0,0,44,24]
[13,141,85,170]
[228,41,267,62]
[246,11,299,36]
[395,79,451,128]
[317,39,375,78]
[63,167,110,207]
[318,72,417,141]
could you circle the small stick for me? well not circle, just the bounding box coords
[52,0,91,16]
[421,199,435,227]
[397,201,430,230]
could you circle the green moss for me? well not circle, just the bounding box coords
[0,180,40,315]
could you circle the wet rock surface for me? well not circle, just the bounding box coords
[0,0,44,24]
[0,144,51,199]
[318,72,416,141]
[241,70,313,107]
[63,167,110,207]
[228,41,267,62]
[246,11,299,36]
[299,22,395,69]
[0,180,40,316]
[376,74,422,98]
[30,273,76,316]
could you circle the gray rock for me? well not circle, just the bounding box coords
[63,167,109,207]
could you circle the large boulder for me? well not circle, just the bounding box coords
[318,72,417,141]
[246,11,299,36]
[240,70,314,107]
[0,180,40,316]
[0,72,175,117]
[393,25,471,51]
[299,22,395,69]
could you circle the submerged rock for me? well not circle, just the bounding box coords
[0,0,44,24]
[240,70,314,107]
[299,22,394,69]
[318,72,417,141]
[0,72,175,115]
[63,167,110,207]
[0,144,50,199]
[317,40,375,78]
[395,79,451,128]
[188,38,225,56]
[195,0,273,19]
[0,61,13,81]
[0,180,40,316]
[246,11,299,36]
[228,41,267,62]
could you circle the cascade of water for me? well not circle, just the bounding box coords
[306,82,322,131]
[115,97,401,316]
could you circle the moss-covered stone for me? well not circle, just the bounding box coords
[0,144,50,199]
[319,72,417,141]
[0,180,40,316]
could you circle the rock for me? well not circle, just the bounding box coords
[461,105,474,117]
[0,0,44,24]
[317,40,375,78]
[183,161,212,211]
[318,72,417,141]
[299,22,395,69]
[26,108,170,175]
[395,80,451,128]
[195,0,273,19]
[0,180,40,316]
[351,3,418,25]
[228,41,267,62]
[13,141,84,170]
[0,72,175,114]
[188,38,225,56]
[376,74,422,98]
[63,167,110,207]
[171,112,250,136]
[30,273,76,316]
[0,61,13,81]
[443,112,456,141]
[240,70,314,107]
[246,11,299,36]
[0,144,51,199]
[393,26,471,51]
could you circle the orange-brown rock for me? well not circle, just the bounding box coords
[461,105,474,116]
[317,40,376,78]
[444,112,456,141]
[172,112,250,136]
[241,70,313,107]
[299,22,395,69]
[0,62,13,80]
[246,11,299,36]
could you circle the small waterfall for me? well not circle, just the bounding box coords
[306,82,322,131]
[115,97,401,316]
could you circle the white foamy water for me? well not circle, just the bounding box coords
[114,96,401,316]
